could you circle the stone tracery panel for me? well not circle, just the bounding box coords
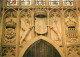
[2,9,17,57]
[64,9,79,57]
[20,9,32,45]
[64,9,78,43]
[67,45,80,57]
[49,9,62,45]
[5,19,16,39]
[2,9,17,45]
[2,46,16,57]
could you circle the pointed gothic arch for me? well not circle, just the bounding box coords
[19,36,65,57]
[64,9,78,19]
[4,9,17,19]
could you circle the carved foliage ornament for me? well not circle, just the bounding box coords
[20,9,33,45]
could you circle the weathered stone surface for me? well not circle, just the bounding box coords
[0,0,80,57]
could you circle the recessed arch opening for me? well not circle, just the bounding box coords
[23,39,61,57]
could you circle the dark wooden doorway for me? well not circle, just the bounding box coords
[23,39,61,57]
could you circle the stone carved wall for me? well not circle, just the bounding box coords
[64,9,78,43]
[67,45,80,57]
[49,9,62,45]
[2,10,17,45]
[0,7,80,57]
[2,9,17,57]
[64,9,80,57]
[19,8,62,47]
[0,0,2,56]
[20,9,32,45]
[19,8,80,57]
[4,19,16,44]
[2,46,16,57]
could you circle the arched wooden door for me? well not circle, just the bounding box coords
[23,39,61,57]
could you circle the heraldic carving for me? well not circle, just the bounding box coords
[35,11,47,34]
[5,19,16,39]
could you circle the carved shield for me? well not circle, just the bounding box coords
[35,17,47,34]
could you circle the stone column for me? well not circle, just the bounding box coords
[16,8,20,57]
[46,0,49,6]
[0,0,1,56]
[31,10,35,39]
[61,9,67,57]
[47,10,51,38]
[77,8,80,43]
[0,0,5,57]
[60,0,63,6]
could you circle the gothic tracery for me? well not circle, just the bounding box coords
[0,0,80,57]
[64,9,78,43]
[49,9,62,42]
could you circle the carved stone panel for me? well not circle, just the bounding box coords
[64,9,78,43]
[2,46,16,57]
[2,9,17,45]
[35,17,47,34]
[20,9,32,45]
[35,11,47,34]
[67,45,80,57]
[49,9,62,43]
[3,18,17,45]
[5,19,16,39]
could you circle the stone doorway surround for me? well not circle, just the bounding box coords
[19,36,65,57]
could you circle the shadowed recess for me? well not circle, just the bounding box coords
[23,39,61,57]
